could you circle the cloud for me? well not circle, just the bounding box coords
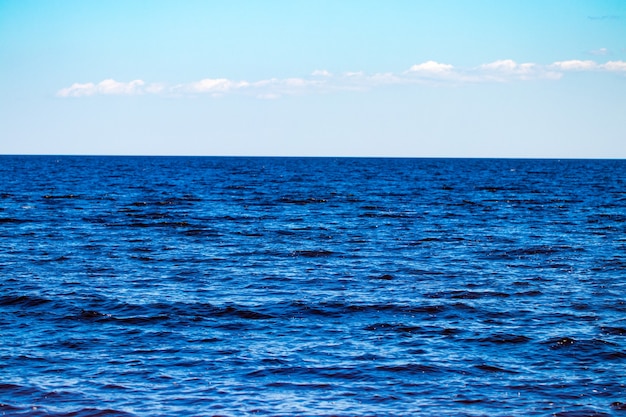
[589,47,609,56]
[98,79,145,95]
[57,59,626,99]
[549,60,626,73]
[475,59,561,81]
[602,61,626,72]
[57,82,97,97]
[145,83,166,94]
[408,61,454,74]
[550,60,598,71]
[405,59,558,83]
[57,79,146,97]
[404,61,471,84]
[186,78,250,94]
[479,59,537,75]
[312,69,332,77]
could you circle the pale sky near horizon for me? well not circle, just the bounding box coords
[1,0,625,158]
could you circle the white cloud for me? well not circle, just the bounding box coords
[57,82,97,97]
[406,59,554,83]
[602,61,626,72]
[408,61,454,74]
[476,60,552,81]
[57,59,626,99]
[548,60,626,73]
[473,59,567,82]
[57,79,147,97]
[404,61,467,84]
[551,60,598,71]
[99,79,145,95]
[312,69,332,77]
[188,78,249,93]
[479,59,519,72]
[248,77,326,96]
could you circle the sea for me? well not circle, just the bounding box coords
[0,155,625,417]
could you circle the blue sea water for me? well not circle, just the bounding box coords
[0,155,625,417]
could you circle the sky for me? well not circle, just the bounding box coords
[1,0,625,158]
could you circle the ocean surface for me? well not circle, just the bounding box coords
[1,156,625,417]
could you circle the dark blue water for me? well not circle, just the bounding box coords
[1,156,625,417]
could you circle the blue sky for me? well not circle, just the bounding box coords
[1,0,625,157]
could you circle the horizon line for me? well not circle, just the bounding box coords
[1,154,624,161]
